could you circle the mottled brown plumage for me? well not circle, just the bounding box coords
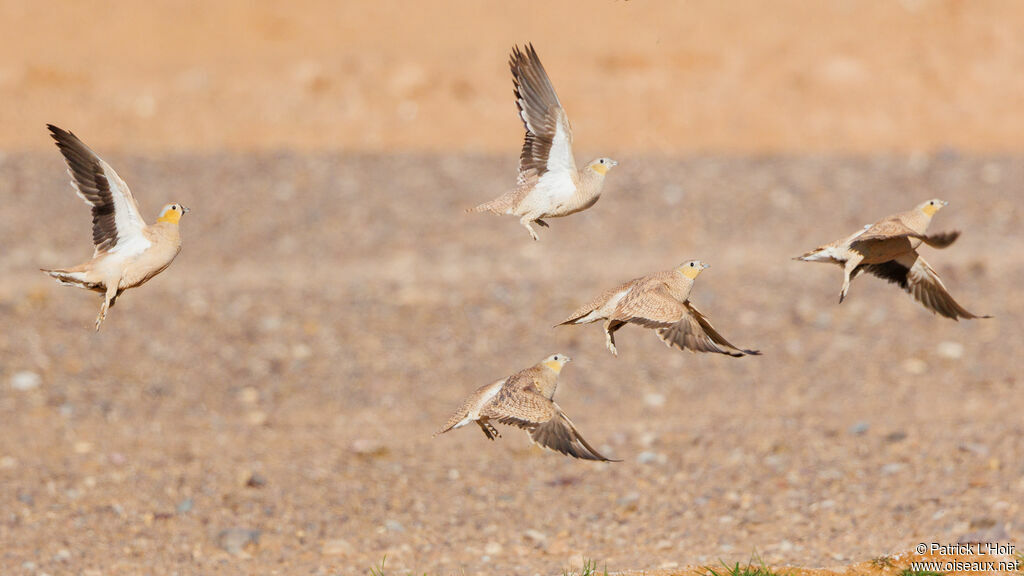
[435,354,617,462]
[41,125,189,330]
[796,199,989,320]
[467,44,617,240]
[558,261,760,357]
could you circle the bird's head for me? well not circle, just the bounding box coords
[918,198,948,217]
[542,353,571,374]
[157,203,190,224]
[587,158,618,176]
[677,259,709,279]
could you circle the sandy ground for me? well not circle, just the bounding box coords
[0,151,1021,574]
[1,2,1023,574]
[4,1,1024,154]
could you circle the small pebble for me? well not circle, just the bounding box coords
[880,462,905,475]
[216,528,261,556]
[245,472,267,488]
[848,421,870,435]
[643,392,666,408]
[937,341,964,359]
[885,431,907,443]
[901,358,927,375]
[637,451,663,464]
[10,371,40,391]
[53,549,71,562]
[322,539,353,557]
[523,529,547,544]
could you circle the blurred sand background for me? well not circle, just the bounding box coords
[3,0,1024,154]
[1,2,1023,575]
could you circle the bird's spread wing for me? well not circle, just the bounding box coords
[557,278,638,326]
[856,252,989,320]
[611,282,687,328]
[918,230,960,249]
[48,125,148,256]
[656,302,761,356]
[510,45,576,198]
[482,379,558,427]
[483,382,613,462]
[434,378,506,436]
[853,217,920,243]
[529,408,617,462]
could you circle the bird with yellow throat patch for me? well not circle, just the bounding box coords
[796,199,989,320]
[41,124,189,331]
[558,260,761,357]
[435,354,618,462]
[467,44,617,240]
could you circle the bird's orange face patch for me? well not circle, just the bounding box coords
[922,203,940,216]
[157,207,182,224]
[590,163,609,175]
[681,266,703,279]
[544,360,564,373]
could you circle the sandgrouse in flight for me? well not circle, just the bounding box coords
[796,199,989,320]
[558,260,760,357]
[41,125,189,330]
[435,354,617,462]
[468,44,617,240]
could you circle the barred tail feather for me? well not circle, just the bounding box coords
[41,268,99,290]
[467,199,504,214]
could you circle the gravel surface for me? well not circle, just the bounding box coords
[0,152,1021,575]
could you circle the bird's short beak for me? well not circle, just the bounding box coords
[701,262,710,269]
[609,159,619,167]
[182,206,191,213]
[941,200,948,206]
[563,356,572,363]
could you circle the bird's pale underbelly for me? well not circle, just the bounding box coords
[119,246,181,289]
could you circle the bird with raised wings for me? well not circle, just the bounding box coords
[558,260,760,357]
[468,44,617,240]
[435,354,617,462]
[796,199,989,320]
[41,125,189,331]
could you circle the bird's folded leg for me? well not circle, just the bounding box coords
[839,253,864,303]
[95,284,117,331]
[603,321,619,356]
[519,216,540,241]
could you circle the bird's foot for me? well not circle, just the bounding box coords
[520,217,541,241]
[605,334,618,356]
[536,219,549,228]
[95,300,110,331]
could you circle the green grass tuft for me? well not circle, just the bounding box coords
[564,558,609,576]
[703,556,786,576]
[368,555,388,576]
[898,569,944,576]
